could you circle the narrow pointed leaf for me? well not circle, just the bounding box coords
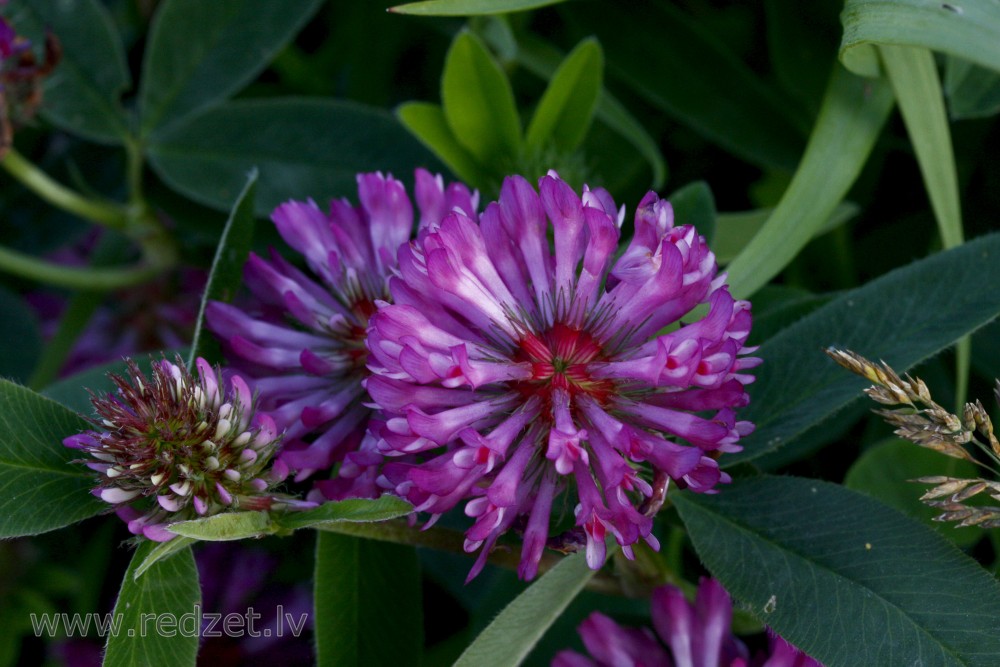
[187,172,257,367]
[726,65,894,298]
[315,533,422,667]
[525,39,603,153]
[0,380,104,537]
[396,102,492,187]
[453,550,595,667]
[880,45,963,249]
[841,0,1000,78]
[103,541,200,667]
[515,34,667,187]
[133,537,198,580]
[139,0,324,136]
[442,30,522,164]
[730,231,1000,466]
[167,511,273,541]
[674,476,1000,666]
[276,495,413,531]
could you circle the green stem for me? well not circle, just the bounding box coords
[1,149,128,229]
[313,519,625,595]
[0,244,163,290]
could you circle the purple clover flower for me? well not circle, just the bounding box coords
[206,170,478,496]
[64,356,304,541]
[366,172,759,580]
[554,579,823,667]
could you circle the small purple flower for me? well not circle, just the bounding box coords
[64,356,301,541]
[207,170,478,495]
[553,579,823,667]
[367,172,758,580]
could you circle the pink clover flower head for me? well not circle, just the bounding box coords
[553,578,823,667]
[63,356,302,541]
[206,170,478,493]
[367,172,759,580]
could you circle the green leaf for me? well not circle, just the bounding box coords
[167,511,272,541]
[103,541,200,667]
[314,533,422,667]
[514,33,667,187]
[0,285,42,383]
[5,0,131,143]
[133,537,198,580]
[667,181,716,245]
[453,549,595,667]
[276,495,413,531]
[442,30,522,165]
[845,438,981,547]
[0,380,104,537]
[139,0,324,137]
[841,0,1000,78]
[396,102,492,187]
[880,45,963,249]
[390,0,566,15]
[187,171,257,367]
[713,202,858,265]
[730,231,1000,466]
[945,56,1000,119]
[146,98,438,216]
[571,1,805,172]
[726,65,894,298]
[674,476,1000,667]
[525,39,603,154]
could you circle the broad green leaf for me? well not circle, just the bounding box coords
[103,541,200,667]
[841,0,1000,78]
[881,45,963,249]
[454,550,595,667]
[525,39,603,154]
[277,495,413,531]
[390,0,566,15]
[187,171,257,367]
[0,380,104,537]
[0,285,42,383]
[667,181,715,245]
[442,31,522,164]
[726,65,894,298]
[674,476,1000,667]
[167,511,272,541]
[5,0,130,143]
[845,438,981,547]
[133,537,198,580]
[515,34,667,187]
[747,285,836,345]
[945,56,1000,118]
[146,98,438,217]
[315,533,422,667]
[730,231,1000,466]
[396,102,492,187]
[571,2,804,171]
[713,202,858,265]
[139,0,324,136]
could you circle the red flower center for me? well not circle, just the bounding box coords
[513,323,615,405]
